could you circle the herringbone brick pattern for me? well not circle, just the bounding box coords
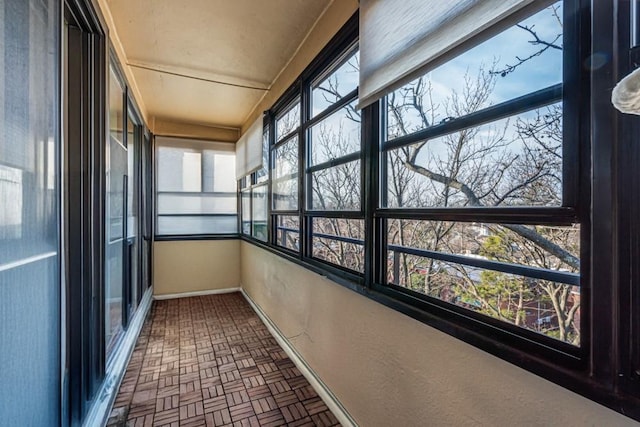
[107,293,341,427]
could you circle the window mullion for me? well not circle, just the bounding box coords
[377,207,578,225]
[300,79,310,260]
[267,113,275,244]
[383,84,562,152]
[304,89,358,129]
[364,101,379,288]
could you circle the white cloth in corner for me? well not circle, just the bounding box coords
[612,67,640,115]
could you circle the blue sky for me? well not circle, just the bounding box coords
[382,2,565,207]
[312,51,359,116]
[295,3,565,207]
[309,2,564,151]
[389,2,563,134]
[430,2,562,110]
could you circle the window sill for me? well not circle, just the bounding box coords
[154,234,239,242]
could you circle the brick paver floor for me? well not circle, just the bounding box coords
[107,293,341,427]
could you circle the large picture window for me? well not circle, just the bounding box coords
[234,0,640,418]
[377,1,581,346]
[155,137,237,236]
[253,1,582,351]
[246,1,580,348]
[230,0,620,404]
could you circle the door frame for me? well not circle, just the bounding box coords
[63,0,107,424]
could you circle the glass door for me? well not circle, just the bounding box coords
[105,65,126,356]
[126,111,140,317]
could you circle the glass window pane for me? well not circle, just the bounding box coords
[276,100,300,142]
[127,115,138,240]
[157,215,237,235]
[208,152,236,192]
[634,0,640,48]
[310,160,361,211]
[109,73,124,145]
[241,190,251,235]
[387,220,579,272]
[107,138,126,242]
[275,215,299,251]
[273,136,298,179]
[385,103,562,208]
[126,113,140,309]
[310,101,361,166]
[252,185,268,241]
[312,50,359,116]
[240,176,250,190]
[157,147,201,192]
[387,3,563,141]
[157,193,236,214]
[273,136,298,211]
[106,65,125,354]
[387,253,579,345]
[256,128,269,183]
[156,138,237,235]
[273,178,298,211]
[312,218,364,272]
[387,220,580,345]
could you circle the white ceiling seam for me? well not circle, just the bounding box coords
[126,59,272,91]
[105,0,333,130]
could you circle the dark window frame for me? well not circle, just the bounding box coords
[376,1,583,360]
[615,0,640,401]
[303,47,363,276]
[240,3,640,419]
[267,91,304,253]
[63,0,156,422]
[64,2,108,423]
[375,2,588,363]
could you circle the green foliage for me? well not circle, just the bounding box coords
[480,234,507,260]
[457,235,532,323]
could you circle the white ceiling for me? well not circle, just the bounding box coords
[106,0,333,129]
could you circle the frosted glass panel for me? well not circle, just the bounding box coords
[157,215,238,235]
[157,193,237,214]
[0,0,60,424]
[156,138,237,235]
